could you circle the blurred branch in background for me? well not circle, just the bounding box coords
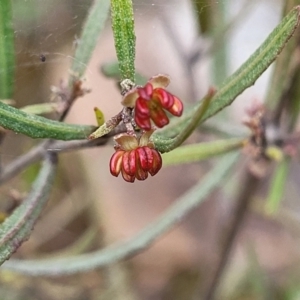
[204,170,261,300]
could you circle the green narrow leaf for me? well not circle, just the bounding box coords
[71,0,110,78]
[265,0,300,110]
[154,89,215,153]
[164,5,300,139]
[202,6,300,122]
[265,159,290,214]
[110,0,136,81]
[0,101,95,140]
[0,154,57,265]
[162,138,244,166]
[0,0,15,99]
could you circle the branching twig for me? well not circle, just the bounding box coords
[0,139,107,184]
[0,124,127,185]
[0,141,47,185]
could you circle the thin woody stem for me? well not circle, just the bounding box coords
[122,107,136,135]
[0,125,127,185]
[204,171,260,300]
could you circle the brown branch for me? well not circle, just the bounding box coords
[0,124,126,185]
[204,170,261,300]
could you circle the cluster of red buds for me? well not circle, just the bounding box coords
[122,75,183,130]
[109,75,184,182]
[110,130,162,182]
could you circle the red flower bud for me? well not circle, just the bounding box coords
[122,75,183,130]
[109,131,162,182]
